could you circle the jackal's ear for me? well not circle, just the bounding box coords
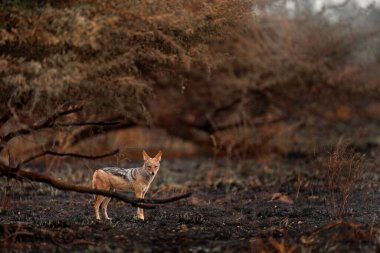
[154,150,162,162]
[143,150,150,161]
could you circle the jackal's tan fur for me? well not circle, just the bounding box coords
[92,150,162,220]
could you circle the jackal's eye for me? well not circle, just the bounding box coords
[154,166,158,169]
[147,165,152,169]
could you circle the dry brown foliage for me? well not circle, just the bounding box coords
[1,0,380,157]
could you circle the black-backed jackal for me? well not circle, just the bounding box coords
[92,150,162,220]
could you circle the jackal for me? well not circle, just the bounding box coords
[92,150,162,220]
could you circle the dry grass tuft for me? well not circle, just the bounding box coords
[324,141,366,219]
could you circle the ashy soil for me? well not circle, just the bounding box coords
[1,149,380,253]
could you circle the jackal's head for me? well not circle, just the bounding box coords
[143,150,162,176]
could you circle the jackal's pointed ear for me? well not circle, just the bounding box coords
[154,150,162,162]
[143,150,150,161]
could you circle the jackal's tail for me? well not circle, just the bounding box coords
[91,172,95,189]
[91,170,98,200]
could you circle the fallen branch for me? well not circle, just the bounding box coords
[0,166,191,208]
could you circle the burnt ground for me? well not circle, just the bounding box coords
[1,149,380,252]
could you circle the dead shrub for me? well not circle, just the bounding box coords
[324,141,366,219]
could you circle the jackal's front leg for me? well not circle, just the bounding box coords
[135,190,144,220]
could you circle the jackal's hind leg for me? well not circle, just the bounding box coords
[101,197,112,220]
[94,195,105,220]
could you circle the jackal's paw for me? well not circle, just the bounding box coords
[94,218,103,224]
[105,217,112,220]
[133,215,145,222]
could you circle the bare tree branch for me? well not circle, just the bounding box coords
[33,105,84,128]
[54,121,120,127]
[0,165,191,208]
[18,149,120,167]
[0,105,84,144]
[69,121,137,145]
[0,110,12,126]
